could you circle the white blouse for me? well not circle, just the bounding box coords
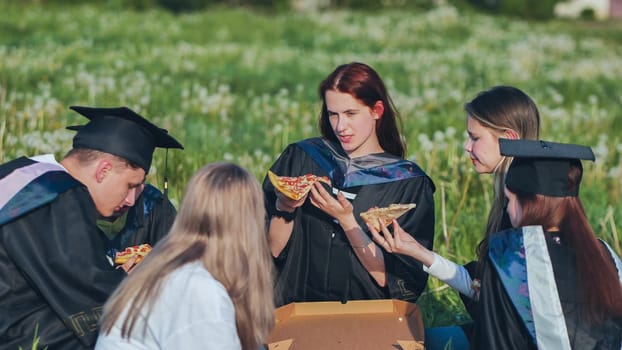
[96,261,241,350]
[423,252,477,299]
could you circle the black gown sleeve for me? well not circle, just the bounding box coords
[365,175,436,301]
[262,144,318,262]
[133,184,177,246]
[470,257,537,350]
[460,260,479,320]
[460,211,513,320]
[0,187,125,349]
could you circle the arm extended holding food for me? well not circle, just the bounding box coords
[369,220,478,299]
[268,192,306,257]
[266,169,330,257]
[309,182,387,287]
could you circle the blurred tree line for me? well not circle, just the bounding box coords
[10,0,566,19]
[466,0,563,20]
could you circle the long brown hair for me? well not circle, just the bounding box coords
[318,62,406,158]
[516,163,622,323]
[100,162,275,349]
[465,86,541,263]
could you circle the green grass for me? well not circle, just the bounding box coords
[18,325,48,350]
[1,1,621,327]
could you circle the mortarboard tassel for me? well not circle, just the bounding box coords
[163,148,169,201]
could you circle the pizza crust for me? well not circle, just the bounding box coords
[360,203,417,231]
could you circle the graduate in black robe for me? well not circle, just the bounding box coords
[370,139,622,349]
[0,106,182,349]
[469,139,622,349]
[263,63,435,306]
[471,227,622,349]
[99,183,177,262]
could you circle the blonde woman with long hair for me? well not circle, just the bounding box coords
[412,86,542,349]
[465,86,540,234]
[96,162,275,350]
[463,86,540,280]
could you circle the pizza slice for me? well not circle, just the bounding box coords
[114,243,153,265]
[268,170,331,201]
[360,203,417,231]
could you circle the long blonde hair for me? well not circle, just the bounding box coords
[464,86,540,262]
[100,162,275,349]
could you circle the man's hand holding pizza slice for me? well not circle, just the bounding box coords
[114,243,153,273]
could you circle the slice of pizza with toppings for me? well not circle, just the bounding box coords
[360,203,417,231]
[114,243,153,265]
[268,170,331,201]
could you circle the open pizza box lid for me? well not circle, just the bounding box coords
[267,299,425,350]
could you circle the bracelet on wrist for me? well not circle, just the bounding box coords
[275,201,295,214]
[273,203,296,222]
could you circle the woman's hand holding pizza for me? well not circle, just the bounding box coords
[269,170,331,214]
[367,219,434,267]
[309,182,357,230]
[275,191,306,213]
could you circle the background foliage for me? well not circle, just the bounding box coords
[14,0,567,18]
[1,0,621,327]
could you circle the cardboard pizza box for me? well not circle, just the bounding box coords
[267,299,425,350]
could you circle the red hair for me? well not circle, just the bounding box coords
[318,62,405,158]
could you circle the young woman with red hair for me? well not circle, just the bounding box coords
[264,62,436,306]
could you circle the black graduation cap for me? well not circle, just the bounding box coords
[67,106,183,173]
[500,139,595,197]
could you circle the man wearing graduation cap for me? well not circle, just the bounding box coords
[0,106,183,349]
[66,108,182,267]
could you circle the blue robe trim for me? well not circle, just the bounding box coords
[488,228,537,343]
[105,184,164,258]
[0,170,81,226]
[296,138,426,189]
[490,226,578,349]
[141,183,163,217]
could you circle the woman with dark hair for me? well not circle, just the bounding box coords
[263,62,436,306]
[370,139,622,349]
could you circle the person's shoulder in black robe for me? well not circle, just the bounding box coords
[103,183,177,258]
[469,230,622,350]
[0,159,126,349]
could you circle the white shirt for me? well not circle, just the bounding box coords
[30,154,63,167]
[95,262,241,350]
[424,252,477,299]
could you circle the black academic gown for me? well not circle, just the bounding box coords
[103,184,177,259]
[0,158,126,349]
[469,228,622,350]
[263,138,436,306]
[460,212,513,323]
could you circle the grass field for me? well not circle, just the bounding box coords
[1,1,621,327]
